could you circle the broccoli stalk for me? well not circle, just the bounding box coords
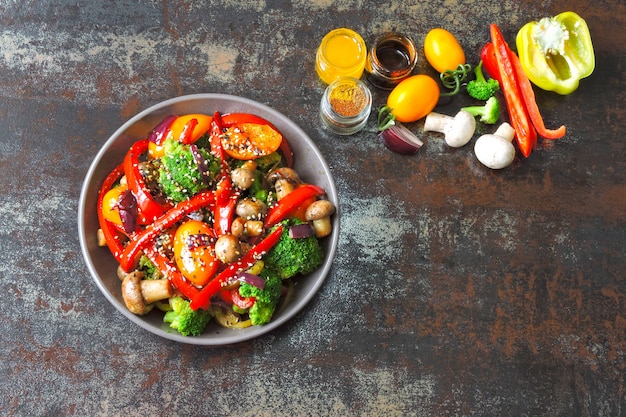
[466,61,500,100]
[163,296,211,336]
[239,267,283,325]
[461,96,501,125]
[263,219,324,280]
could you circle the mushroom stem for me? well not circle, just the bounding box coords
[423,110,476,148]
[140,279,174,305]
[121,271,173,315]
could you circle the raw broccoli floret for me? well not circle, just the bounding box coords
[163,296,211,336]
[239,268,283,325]
[138,255,162,280]
[263,219,324,279]
[462,96,501,125]
[466,60,500,100]
[158,139,220,203]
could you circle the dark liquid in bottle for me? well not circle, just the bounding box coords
[376,41,411,76]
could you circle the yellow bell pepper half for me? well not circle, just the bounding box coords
[516,11,595,95]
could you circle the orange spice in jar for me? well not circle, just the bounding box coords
[320,77,372,135]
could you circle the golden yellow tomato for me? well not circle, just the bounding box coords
[101,185,128,225]
[149,113,213,159]
[424,28,466,73]
[173,220,219,286]
[386,75,440,123]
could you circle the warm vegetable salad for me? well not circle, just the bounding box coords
[97,111,335,336]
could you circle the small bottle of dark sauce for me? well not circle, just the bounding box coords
[365,32,418,90]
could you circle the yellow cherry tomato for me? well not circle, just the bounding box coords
[423,28,466,73]
[386,74,440,123]
[101,185,128,225]
[173,220,219,286]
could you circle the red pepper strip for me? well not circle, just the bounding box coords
[210,111,225,162]
[123,139,172,222]
[119,190,216,272]
[214,176,238,236]
[178,117,200,144]
[97,164,127,263]
[264,184,326,228]
[490,24,537,158]
[220,288,255,309]
[480,42,502,85]
[508,48,566,140]
[190,225,283,310]
[143,245,200,300]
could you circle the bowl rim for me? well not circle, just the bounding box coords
[78,93,339,345]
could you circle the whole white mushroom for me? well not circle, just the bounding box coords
[474,122,517,169]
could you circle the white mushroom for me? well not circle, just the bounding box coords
[214,234,241,264]
[121,271,173,315]
[423,110,476,148]
[474,122,516,169]
[268,167,301,200]
[231,160,257,190]
[305,200,336,238]
[235,197,267,220]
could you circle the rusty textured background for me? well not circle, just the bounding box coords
[1,0,625,416]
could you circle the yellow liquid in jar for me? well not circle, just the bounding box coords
[316,28,366,85]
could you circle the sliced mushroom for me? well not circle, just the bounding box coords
[121,271,173,315]
[305,200,336,238]
[214,234,241,264]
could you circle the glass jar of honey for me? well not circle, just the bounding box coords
[320,77,372,135]
[365,32,418,89]
[316,28,367,85]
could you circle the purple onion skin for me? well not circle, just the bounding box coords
[148,115,177,145]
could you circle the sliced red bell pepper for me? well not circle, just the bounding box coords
[123,139,171,222]
[213,175,238,236]
[264,184,326,228]
[178,117,200,144]
[143,245,200,300]
[190,224,283,310]
[220,288,255,310]
[119,190,216,272]
[480,42,502,85]
[490,24,537,157]
[508,47,566,140]
[97,163,127,263]
[210,111,226,162]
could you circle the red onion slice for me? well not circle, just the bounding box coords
[378,124,423,155]
[189,144,212,184]
[289,223,314,239]
[115,189,138,234]
[148,115,177,145]
[234,272,266,289]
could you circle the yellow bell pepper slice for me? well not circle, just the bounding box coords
[516,11,595,95]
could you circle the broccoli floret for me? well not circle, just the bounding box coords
[255,151,282,172]
[158,139,220,203]
[138,255,162,280]
[163,296,211,336]
[263,219,324,280]
[462,96,501,125]
[239,268,283,325]
[466,60,500,100]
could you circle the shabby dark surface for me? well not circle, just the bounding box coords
[1,0,625,416]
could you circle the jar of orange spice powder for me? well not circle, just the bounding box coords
[320,77,372,135]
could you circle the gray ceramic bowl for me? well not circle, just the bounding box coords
[78,94,339,345]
